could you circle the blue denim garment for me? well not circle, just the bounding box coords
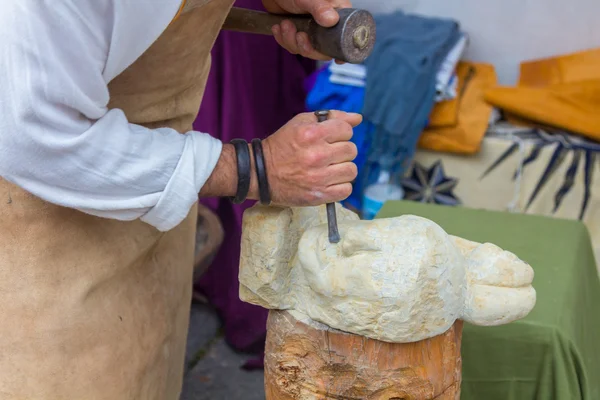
[362,11,462,178]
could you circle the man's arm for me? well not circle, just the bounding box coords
[0,0,361,233]
[199,144,259,200]
[0,0,224,232]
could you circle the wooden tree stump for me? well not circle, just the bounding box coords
[264,310,463,400]
[265,310,462,400]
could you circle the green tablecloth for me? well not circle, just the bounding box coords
[377,201,600,400]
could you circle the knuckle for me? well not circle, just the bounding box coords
[303,150,322,167]
[325,185,349,202]
[298,125,320,144]
[340,183,353,199]
[347,162,358,179]
[335,164,353,180]
[305,171,320,185]
[346,142,358,158]
[343,123,354,137]
[343,189,352,199]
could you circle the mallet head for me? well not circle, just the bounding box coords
[309,8,377,64]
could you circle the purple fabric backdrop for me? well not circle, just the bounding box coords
[193,0,315,362]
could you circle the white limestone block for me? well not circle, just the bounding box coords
[239,204,536,343]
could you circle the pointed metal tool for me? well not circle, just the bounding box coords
[315,110,341,244]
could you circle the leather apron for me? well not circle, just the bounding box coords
[0,1,233,398]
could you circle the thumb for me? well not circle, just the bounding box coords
[293,110,362,126]
[328,110,363,127]
[304,1,340,27]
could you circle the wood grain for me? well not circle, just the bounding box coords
[264,310,462,400]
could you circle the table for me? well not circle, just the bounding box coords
[378,201,600,400]
[408,128,600,275]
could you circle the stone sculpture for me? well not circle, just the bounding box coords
[239,204,536,399]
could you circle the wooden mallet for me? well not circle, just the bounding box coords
[222,7,376,64]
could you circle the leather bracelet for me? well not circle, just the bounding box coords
[251,138,271,205]
[230,139,251,204]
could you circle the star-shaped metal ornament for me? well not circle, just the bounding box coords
[401,161,461,206]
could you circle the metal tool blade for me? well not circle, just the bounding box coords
[326,203,341,243]
[314,110,341,244]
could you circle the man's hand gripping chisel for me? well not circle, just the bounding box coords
[222,7,376,64]
[222,7,376,243]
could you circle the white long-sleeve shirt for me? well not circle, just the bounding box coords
[0,0,223,232]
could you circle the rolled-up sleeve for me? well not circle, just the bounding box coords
[0,0,221,231]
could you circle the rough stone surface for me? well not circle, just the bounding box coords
[239,204,537,344]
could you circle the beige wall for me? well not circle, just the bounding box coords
[353,0,600,85]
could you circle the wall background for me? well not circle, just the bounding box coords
[352,0,600,85]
